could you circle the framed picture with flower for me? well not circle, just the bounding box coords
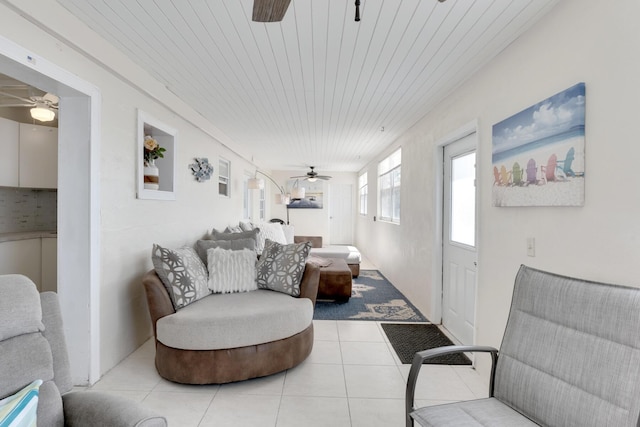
[137,110,177,200]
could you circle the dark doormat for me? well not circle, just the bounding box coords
[381,323,471,365]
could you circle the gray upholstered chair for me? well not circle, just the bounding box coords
[406,265,640,427]
[0,274,167,426]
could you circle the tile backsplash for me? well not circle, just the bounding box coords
[0,187,57,233]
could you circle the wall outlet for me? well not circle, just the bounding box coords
[527,237,535,257]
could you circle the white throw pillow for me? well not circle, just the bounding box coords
[256,222,287,254]
[207,247,257,293]
[281,224,295,244]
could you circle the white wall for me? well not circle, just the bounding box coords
[0,0,260,376]
[356,0,640,377]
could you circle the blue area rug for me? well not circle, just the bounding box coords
[313,270,428,322]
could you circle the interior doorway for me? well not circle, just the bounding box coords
[0,35,100,384]
[329,183,353,244]
[441,132,477,345]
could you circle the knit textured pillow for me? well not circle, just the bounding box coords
[207,247,257,293]
[256,239,311,296]
[152,244,210,310]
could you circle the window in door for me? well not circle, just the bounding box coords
[450,152,476,247]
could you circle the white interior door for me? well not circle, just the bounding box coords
[329,183,353,244]
[442,133,477,345]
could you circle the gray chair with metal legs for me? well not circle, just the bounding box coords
[406,265,640,427]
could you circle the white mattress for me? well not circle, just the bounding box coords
[309,245,361,264]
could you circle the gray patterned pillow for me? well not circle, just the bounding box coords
[195,238,256,264]
[209,228,260,243]
[256,239,311,296]
[152,244,210,310]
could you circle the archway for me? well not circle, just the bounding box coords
[0,35,100,385]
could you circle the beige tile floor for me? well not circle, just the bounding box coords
[88,256,489,426]
[88,320,489,427]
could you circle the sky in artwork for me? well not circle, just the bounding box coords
[492,83,585,154]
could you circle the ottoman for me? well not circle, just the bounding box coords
[316,258,352,301]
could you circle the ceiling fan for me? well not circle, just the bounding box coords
[252,0,447,23]
[252,0,291,22]
[290,167,332,182]
[0,90,59,122]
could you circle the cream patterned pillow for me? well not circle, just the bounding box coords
[152,244,210,310]
[256,239,311,296]
[207,247,257,293]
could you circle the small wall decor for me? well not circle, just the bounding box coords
[492,82,585,207]
[190,157,214,182]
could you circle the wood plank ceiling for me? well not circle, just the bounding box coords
[54,0,559,172]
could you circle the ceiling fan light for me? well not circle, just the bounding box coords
[307,177,317,182]
[30,106,55,122]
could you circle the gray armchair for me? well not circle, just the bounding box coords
[406,265,640,427]
[0,274,167,426]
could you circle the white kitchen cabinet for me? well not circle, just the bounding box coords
[41,237,57,292]
[0,239,42,290]
[0,116,20,187]
[19,123,58,189]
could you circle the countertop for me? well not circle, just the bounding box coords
[0,231,57,243]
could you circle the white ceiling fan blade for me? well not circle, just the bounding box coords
[42,93,59,104]
[0,90,33,105]
[252,0,291,22]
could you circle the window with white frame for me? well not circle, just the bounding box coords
[359,172,368,216]
[378,148,401,223]
[242,173,251,219]
[259,188,266,221]
[218,158,230,197]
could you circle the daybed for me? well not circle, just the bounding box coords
[406,265,640,427]
[142,262,319,384]
[294,235,361,277]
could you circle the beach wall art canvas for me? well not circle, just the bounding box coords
[492,82,585,207]
[287,180,324,209]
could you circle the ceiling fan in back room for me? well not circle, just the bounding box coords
[252,0,447,22]
[0,90,59,122]
[290,167,332,182]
